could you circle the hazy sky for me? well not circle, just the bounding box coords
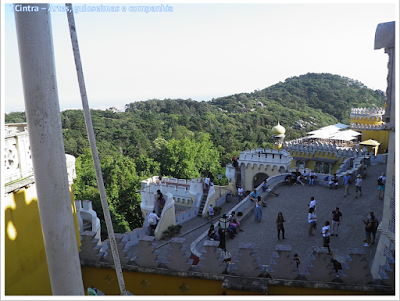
[2,1,398,113]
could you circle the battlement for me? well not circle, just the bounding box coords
[284,141,365,158]
[350,107,385,117]
[350,123,383,131]
[238,148,292,165]
[79,233,394,293]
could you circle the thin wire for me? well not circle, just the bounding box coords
[65,3,127,295]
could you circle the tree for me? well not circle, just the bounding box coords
[73,148,143,239]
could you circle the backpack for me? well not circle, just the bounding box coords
[377,177,383,186]
[148,217,154,224]
[373,218,379,230]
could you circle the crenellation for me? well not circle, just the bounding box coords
[79,231,105,262]
[350,123,383,131]
[197,240,226,274]
[304,247,334,282]
[342,248,372,284]
[164,238,193,272]
[268,245,297,280]
[133,236,162,269]
[104,233,132,265]
[230,243,263,277]
[350,107,385,117]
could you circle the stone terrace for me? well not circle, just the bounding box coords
[224,163,386,269]
[137,163,385,272]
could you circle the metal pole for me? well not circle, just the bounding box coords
[14,3,84,295]
[64,3,127,295]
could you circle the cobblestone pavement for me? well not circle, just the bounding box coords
[140,163,386,270]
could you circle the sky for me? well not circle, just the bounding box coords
[1,0,398,113]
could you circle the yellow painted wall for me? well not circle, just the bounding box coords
[350,116,382,125]
[244,164,280,192]
[5,186,52,295]
[5,184,81,295]
[267,285,378,295]
[361,130,389,154]
[81,266,380,296]
[289,151,344,174]
[81,266,262,295]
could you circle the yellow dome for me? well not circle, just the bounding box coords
[271,122,286,135]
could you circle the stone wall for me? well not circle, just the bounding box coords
[79,232,394,294]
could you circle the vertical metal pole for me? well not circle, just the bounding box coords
[64,3,127,295]
[14,3,84,295]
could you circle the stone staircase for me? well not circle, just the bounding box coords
[236,167,241,189]
[197,188,209,217]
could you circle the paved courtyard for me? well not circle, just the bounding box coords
[224,163,386,269]
[152,163,386,271]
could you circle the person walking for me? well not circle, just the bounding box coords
[342,172,351,197]
[321,221,331,254]
[355,174,363,198]
[329,207,343,236]
[308,196,316,213]
[156,189,165,211]
[208,204,214,223]
[377,173,386,200]
[276,212,286,240]
[254,196,263,222]
[368,211,379,244]
[363,215,374,247]
[148,210,160,236]
[237,186,244,203]
[309,170,316,186]
[308,207,317,237]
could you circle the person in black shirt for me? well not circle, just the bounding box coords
[329,207,343,236]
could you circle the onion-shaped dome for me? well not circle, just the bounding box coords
[271,122,286,136]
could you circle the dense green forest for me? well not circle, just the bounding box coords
[5,73,385,238]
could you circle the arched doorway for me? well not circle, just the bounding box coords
[253,173,269,189]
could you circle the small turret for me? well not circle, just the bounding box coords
[271,122,286,150]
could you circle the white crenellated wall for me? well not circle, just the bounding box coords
[140,176,203,217]
[75,200,101,244]
[4,124,33,184]
[350,123,383,131]
[284,141,366,158]
[350,107,385,118]
[238,148,292,191]
[225,164,236,183]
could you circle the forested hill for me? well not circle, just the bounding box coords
[5,73,385,237]
[210,73,385,124]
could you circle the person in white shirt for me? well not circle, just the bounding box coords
[321,221,331,254]
[328,174,339,189]
[204,177,210,189]
[355,174,363,198]
[301,170,309,184]
[308,207,317,237]
[148,210,160,236]
[308,196,316,212]
[237,186,244,203]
